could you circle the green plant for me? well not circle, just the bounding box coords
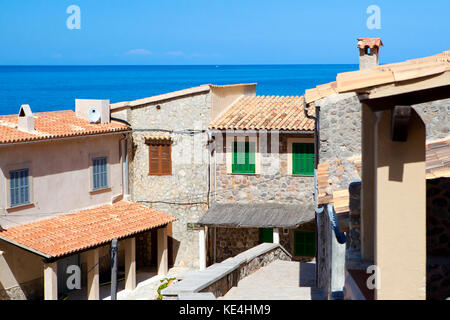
[156,277,176,300]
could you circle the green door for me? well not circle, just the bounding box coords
[294,231,316,257]
[260,228,273,243]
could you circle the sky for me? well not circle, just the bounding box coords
[0,0,448,65]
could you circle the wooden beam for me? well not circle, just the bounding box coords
[359,84,450,111]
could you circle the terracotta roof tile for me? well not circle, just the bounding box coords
[0,201,177,258]
[209,95,314,131]
[357,38,383,49]
[0,110,130,144]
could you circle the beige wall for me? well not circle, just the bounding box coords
[0,241,44,294]
[0,134,125,228]
[210,84,256,122]
[374,109,426,300]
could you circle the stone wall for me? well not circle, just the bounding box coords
[210,222,316,264]
[215,133,314,205]
[316,203,347,300]
[112,92,212,269]
[426,178,450,300]
[317,93,362,163]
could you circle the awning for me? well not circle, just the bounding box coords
[198,203,315,228]
[0,201,177,259]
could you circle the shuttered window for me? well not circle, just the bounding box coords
[292,143,314,175]
[232,141,256,174]
[92,157,108,190]
[294,231,316,257]
[9,168,30,207]
[148,142,172,175]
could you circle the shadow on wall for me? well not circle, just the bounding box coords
[299,262,325,300]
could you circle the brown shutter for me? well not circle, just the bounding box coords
[160,144,172,175]
[148,140,172,175]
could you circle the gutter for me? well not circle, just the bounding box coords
[0,130,131,147]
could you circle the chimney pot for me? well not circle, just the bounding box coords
[357,37,383,69]
[18,104,34,132]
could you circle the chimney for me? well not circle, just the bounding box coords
[357,37,383,69]
[18,104,35,132]
[75,99,110,124]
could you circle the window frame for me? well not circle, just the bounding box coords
[147,140,172,176]
[287,137,315,176]
[5,161,34,210]
[92,156,108,191]
[89,152,110,193]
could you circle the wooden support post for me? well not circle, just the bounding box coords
[124,237,136,291]
[157,227,168,276]
[44,262,58,300]
[86,248,99,300]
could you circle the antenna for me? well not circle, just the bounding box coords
[88,107,101,123]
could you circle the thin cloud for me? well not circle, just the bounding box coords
[167,51,184,56]
[125,49,152,56]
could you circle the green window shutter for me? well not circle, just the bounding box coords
[294,231,316,257]
[292,143,314,175]
[259,228,273,243]
[232,141,256,174]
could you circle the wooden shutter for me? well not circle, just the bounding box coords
[292,143,314,175]
[148,141,172,175]
[232,141,256,174]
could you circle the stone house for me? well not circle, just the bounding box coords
[0,101,176,300]
[110,83,257,269]
[304,39,450,299]
[199,95,318,264]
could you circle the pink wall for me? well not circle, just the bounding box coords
[0,133,125,228]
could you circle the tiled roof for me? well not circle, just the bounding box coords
[357,38,383,49]
[209,95,315,131]
[0,201,177,258]
[0,110,130,145]
[305,50,450,103]
[318,138,450,213]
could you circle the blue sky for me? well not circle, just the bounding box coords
[0,0,448,65]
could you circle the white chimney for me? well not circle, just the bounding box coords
[18,104,34,132]
[357,37,383,70]
[75,99,110,124]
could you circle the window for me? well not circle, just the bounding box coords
[9,168,30,207]
[292,143,314,175]
[294,231,315,257]
[259,228,273,243]
[232,141,255,174]
[92,157,108,190]
[148,141,172,175]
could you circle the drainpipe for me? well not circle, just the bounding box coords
[125,132,130,198]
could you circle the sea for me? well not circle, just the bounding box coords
[0,65,357,115]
